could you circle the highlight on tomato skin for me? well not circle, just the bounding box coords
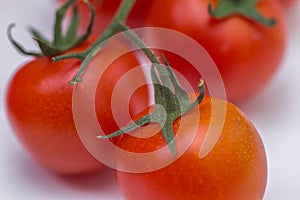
[114,96,268,200]
[145,0,287,103]
[5,36,149,175]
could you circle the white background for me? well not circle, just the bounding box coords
[0,1,299,199]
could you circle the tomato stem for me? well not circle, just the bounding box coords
[208,0,276,27]
[97,26,206,155]
[98,115,152,139]
[51,0,206,156]
[53,0,137,84]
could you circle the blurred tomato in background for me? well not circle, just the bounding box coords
[145,0,287,103]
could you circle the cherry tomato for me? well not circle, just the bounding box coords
[278,0,297,9]
[146,0,286,103]
[58,0,153,34]
[5,36,149,175]
[115,96,267,200]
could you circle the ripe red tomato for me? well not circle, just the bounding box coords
[58,0,153,34]
[5,36,149,175]
[146,0,286,103]
[278,0,297,9]
[115,96,267,200]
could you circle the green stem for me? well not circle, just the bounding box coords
[69,43,102,84]
[86,0,137,51]
[49,0,206,156]
[97,115,151,139]
[117,23,160,64]
[188,79,205,110]
[57,0,137,84]
[115,0,135,22]
[97,19,206,156]
[117,22,175,92]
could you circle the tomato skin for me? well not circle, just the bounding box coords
[278,0,297,9]
[115,96,267,200]
[5,37,149,175]
[146,0,286,103]
[58,0,153,35]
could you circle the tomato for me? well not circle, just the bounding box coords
[278,0,297,9]
[115,96,267,200]
[5,36,149,175]
[58,0,153,35]
[145,0,286,103]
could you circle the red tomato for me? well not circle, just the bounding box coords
[146,0,286,103]
[5,37,149,175]
[115,96,267,200]
[58,0,153,34]
[278,0,297,9]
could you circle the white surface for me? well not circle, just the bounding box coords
[0,1,299,199]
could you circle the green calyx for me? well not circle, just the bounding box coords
[7,0,95,57]
[53,0,136,85]
[208,0,276,27]
[98,53,205,156]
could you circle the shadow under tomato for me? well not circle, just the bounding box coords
[9,145,121,197]
[56,167,120,194]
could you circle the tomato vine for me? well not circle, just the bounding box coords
[49,0,206,155]
[49,0,278,155]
